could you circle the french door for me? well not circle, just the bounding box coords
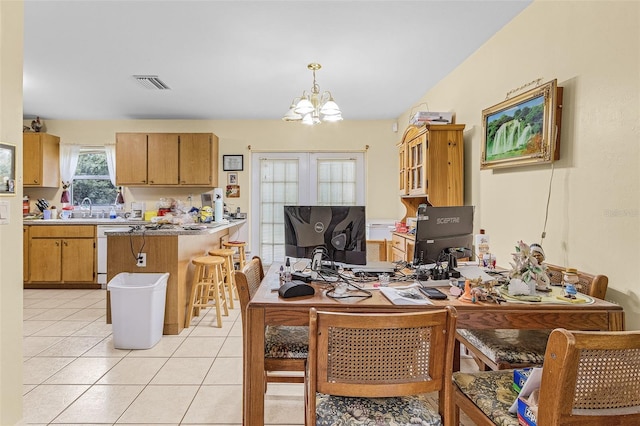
[251,152,365,264]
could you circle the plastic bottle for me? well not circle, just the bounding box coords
[214,197,223,222]
[284,258,292,282]
[109,206,117,219]
[475,229,490,262]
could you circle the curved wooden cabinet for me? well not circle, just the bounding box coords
[397,124,465,220]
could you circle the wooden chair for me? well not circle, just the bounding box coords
[453,328,640,425]
[456,264,609,371]
[305,306,458,425]
[235,257,308,389]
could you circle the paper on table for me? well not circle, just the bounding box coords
[508,367,542,414]
[455,265,496,282]
[380,283,434,305]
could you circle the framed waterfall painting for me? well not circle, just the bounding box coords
[481,79,563,170]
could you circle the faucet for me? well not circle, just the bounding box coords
[80,197,92,218]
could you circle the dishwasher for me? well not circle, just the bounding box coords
[97,225,132,287]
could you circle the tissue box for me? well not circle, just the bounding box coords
[513,368,533,393]
[517,396,537,426]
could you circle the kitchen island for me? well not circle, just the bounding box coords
[105,220,246,335]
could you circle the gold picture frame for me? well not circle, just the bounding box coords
[0,142,16,196]
[481,79,563,170]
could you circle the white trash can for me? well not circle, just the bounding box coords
[108,272,169,350]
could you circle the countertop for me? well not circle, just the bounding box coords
[24,217,149,226]
[103,219,246,236]
[23,218,246,237]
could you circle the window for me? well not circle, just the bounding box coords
[72,148,117,206]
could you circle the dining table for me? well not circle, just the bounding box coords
[243,264,625,426]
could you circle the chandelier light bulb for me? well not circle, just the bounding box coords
[283,63,342,124]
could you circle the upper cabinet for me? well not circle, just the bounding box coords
[116,132,219,187]
[397,124,465,217]
[23,132,60,187]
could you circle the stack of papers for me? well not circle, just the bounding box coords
[380,284,434,305]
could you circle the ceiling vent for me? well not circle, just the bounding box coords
[133,75,170,90]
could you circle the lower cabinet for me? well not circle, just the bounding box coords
[391,232,415,263]
[26,225,97,287]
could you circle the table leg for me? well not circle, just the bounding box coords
[244,305,266,425]
[609,311,625,331]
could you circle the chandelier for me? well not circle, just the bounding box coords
[282,63,343,125]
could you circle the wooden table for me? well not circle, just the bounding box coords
[243,266,625,425]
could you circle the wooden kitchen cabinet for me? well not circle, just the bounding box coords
[116,132,218,187]
[397,124,465,221]
[23,132,60,187]
[26,225,97,288]
[115,133,148,185]
[390,232,415,263]
[23,226,29,281]
[178,133,217,185]
[148,133,179,185]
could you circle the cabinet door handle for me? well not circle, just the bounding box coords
[56,241,60,246]
[63,241,68,246]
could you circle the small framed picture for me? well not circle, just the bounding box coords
[223,155,244,171]
[0,142,16,196]
[227,172,238,185]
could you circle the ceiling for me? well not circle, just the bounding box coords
[23,0,531,121]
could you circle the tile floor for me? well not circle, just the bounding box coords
[22,288,477,425]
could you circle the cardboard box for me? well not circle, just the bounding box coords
[517,396,537,426]
[513,368,533,393]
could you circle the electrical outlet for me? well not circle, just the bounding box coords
[137,253,146,267]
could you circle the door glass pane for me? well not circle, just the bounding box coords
[317,158,356,205]
[258,158,298,264]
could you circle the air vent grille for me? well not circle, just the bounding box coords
[133,75,170,90]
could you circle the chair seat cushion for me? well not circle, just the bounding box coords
[458,329,550,365]
[265,325,308,359]
[316,393,441,425]
[453,370,519,426]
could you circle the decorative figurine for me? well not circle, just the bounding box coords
[508,241,550,295]
[31,116,43,132]
[529,243,551,292]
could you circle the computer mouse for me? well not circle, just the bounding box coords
[278,280,315,298]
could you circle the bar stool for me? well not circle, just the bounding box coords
[208,248,237,309]
[186,255,228,328]
[223,241,247,270]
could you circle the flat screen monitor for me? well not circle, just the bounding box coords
[283,205,366,265]
[413,206,474,265]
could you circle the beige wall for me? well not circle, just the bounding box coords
[0,1,24,424]
[399,0,640,329]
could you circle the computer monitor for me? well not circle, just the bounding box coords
[283,205,366,265]
[413,205,474,265]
